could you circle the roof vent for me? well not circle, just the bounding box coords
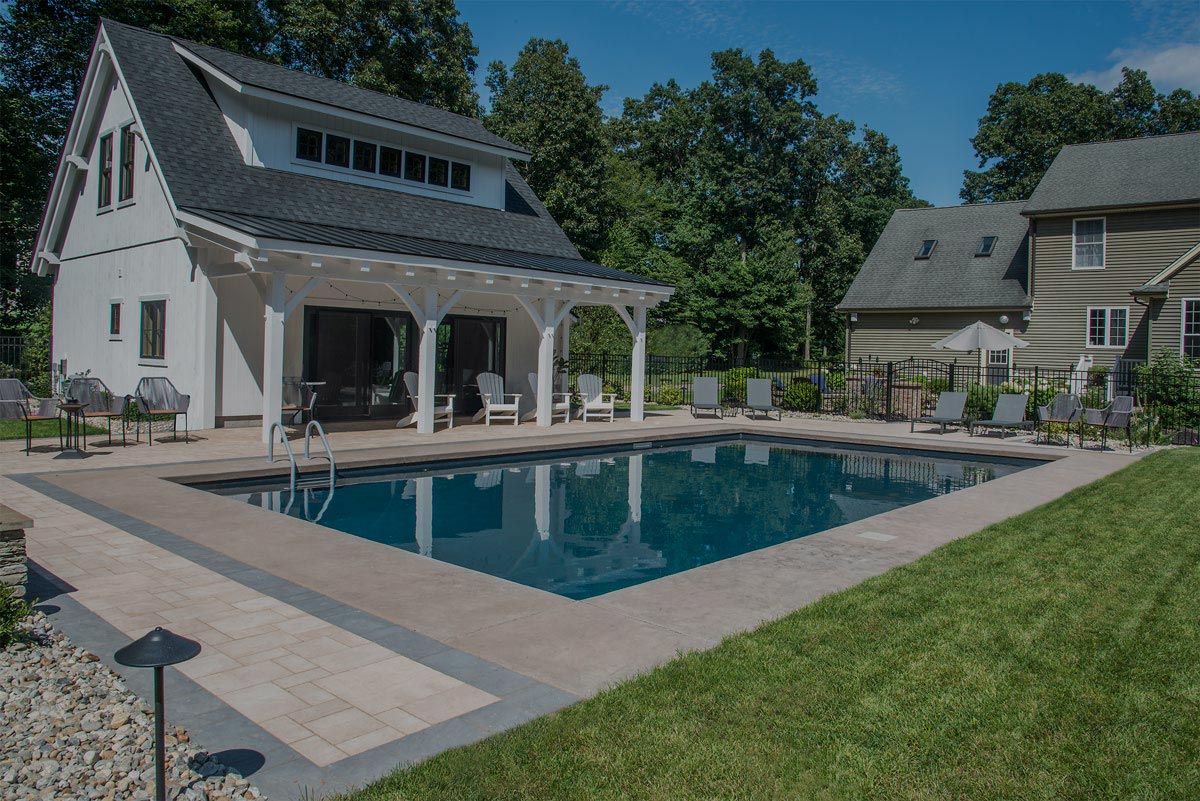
[915,240,936,260]
[976,236,997,257]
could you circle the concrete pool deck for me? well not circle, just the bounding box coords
[1,412,1144,797]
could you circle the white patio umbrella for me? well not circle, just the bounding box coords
[931,321,1028,352]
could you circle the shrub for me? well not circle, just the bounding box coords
[781,381,821,412]
[965,385,1001,419]
[603,380,624,400]
[721,367,759,403]
[1087,365,1111,387]
[0,585,34,648]
[1136,350,1200,431]
[825,370,847,393]
[656,385,683,406]
[922,377,951,395]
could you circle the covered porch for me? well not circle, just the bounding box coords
[179,212,673,441]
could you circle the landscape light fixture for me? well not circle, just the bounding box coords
[114,627,202,801]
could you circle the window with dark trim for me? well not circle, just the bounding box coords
[975,236,997,257]
[379,146,402,177]
[109,303,121,336]
[118,125,136,202]
[352,140,377,173]
[98,133,113,207]
[450,162,471,191]
[324,134,350,168]
[915,239,936,260]
[296,128,322,161]
[140,300,166,360]
[427,157,449,187]
[404,151,426,183]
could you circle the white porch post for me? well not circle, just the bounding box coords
[536,297,557,427]
[416,288,440,434]
[261,271,285,443]
[629,306,648,422]
[559,314,572,393]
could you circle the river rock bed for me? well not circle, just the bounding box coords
[1,611,265,800]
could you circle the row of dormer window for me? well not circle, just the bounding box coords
[295,127,471,192]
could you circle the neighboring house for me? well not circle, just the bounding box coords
[840,132,1200,373]
[31,19,671,439]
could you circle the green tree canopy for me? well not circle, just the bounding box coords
[962,68,1200,203]
[485,38,609,258]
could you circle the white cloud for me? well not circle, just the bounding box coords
[1070,43,1200,92]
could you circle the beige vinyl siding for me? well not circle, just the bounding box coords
[848,311,1029,364]
[1022,206,1200,368]
[1152,258,1200,357]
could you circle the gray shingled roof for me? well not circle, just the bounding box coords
[838,202,1031,311]
[99,20,666,289]
[1023,132,1200,215]
[170,36,528,156]
[185,208,672,286]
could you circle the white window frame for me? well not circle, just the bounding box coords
[1072,217,1106,270]
[1183,298,1200,360]
[288,122,475,197]
[1085,305,1128,349]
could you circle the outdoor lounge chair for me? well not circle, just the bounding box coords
[969,393,1034,439]
[401,371,454,429]
[524,372,571,423]
[690,376,723,418]
[1082,395,1134,452]
[743,378,782,420]
[576,374,615,422]
[475,372,520,426]
[68,377,131,445]
[909,391,967,434]
[1036,393,1082,446]
[0,378,60,455]
[134,377,190,445]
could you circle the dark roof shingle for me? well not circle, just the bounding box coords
[838,202,1031,311]
[1023,132,1200,215]
[99,20,665,288]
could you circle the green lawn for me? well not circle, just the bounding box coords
[337,449,1200,801]
[0,419,109,441]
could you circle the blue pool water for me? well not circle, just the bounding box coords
[207,438,1032,599]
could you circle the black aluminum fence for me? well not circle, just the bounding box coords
[0,335,50,394]
[567,353,1200,446]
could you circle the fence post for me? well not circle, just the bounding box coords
[885,361,894,419]
[949,362,956,392]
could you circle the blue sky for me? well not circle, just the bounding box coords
[459,0,1200,207]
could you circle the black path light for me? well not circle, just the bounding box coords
[115,627,202,801]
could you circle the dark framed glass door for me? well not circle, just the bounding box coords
[438,315,506,415]
[304,307,414,419]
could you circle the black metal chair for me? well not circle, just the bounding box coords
[1082,396,1135,452]
[0,378,61,455]
[68,377,131,446]
[1036,393,1082,446]
[134,377,190,445]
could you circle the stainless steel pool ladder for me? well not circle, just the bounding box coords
[267,420,337,493]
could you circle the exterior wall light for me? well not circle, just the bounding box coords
[909,317,920,326]
[849,313,858,322]
[999,314,1010,324]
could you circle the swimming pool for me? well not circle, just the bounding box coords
[206,437,1034,600]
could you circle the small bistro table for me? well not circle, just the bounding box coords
[57,401,90,458]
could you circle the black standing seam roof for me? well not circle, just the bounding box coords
[93,20,672,290]
[838,201,1031,311]
[185,208,673,286]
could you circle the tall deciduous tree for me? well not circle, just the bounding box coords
[962,68,1200,203]
[485,38,609,259]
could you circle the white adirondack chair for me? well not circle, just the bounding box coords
[398,371,454,429]
[475,372,521,425]
[576,373,615,422]
[522,372,571,423]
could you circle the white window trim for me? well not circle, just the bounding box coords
[1085,305,1129,349]
[1072,217,1106,271]
[108,297,124,341]
[116,118,137,208]
[137,294,169,365]
[1183,298,1200,359]
[96,130,116,213]
[289,122,476,198]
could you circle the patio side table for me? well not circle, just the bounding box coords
[57,401,90,459]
